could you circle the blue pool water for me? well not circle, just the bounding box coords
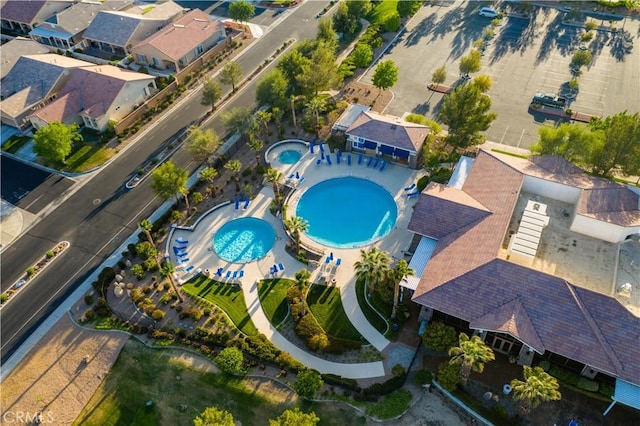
[295,177,397,248]
[386,345,415,371]
[278,149,302,164]
[213,218,275,263]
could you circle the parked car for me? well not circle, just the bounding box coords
[479,7,498,18]
[532,93,567,108]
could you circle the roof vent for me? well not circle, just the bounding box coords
[390,124,397,130]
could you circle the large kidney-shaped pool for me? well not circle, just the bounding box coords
[296,177,397,248]
[213,217,275,263]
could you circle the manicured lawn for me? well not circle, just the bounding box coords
[257,278,293,328]
[355,279,389,335]
[306,285,364,342]
[74,339,365,426]
[366,0,399,26]
[63,144,116,173]
[183,275,258,336]
[1,135,30,154]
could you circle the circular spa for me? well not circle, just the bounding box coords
[295,177,397,248]
[278,150,302,164]
[213,218,276,263]
[265,139,306,166]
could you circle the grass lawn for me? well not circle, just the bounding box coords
[257,278,293,328]
[355,279,389,335]
[63,143,116,173]
[74,339,366,426]
[306,285,364,342]
[1,134,30,154]
[183,275,258,336]
[366,0,399,26]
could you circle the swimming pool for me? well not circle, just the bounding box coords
[278,149,302,164]
[295,177,397,248]
[213,217,276,263]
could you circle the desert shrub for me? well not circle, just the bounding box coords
[130,288,144,303]
[307,333,329,351]
[159,293,171,304]
[422,321,458,352]
[392,364,406,377]
[413,369,433,386]
[131,264,146,280]
[135,241,157,261]
[151,309,165,321]
[203,307,212,316]
[245,334,280,362]
[576,377,599,392]
[436,362,460,391]
[143,257,158,272]
[276,352,304,371]
[180,307,203,321]
[150,330,174,341]
[141,285,152,294]
[46,250,54,258]
[295,315,324,339]
[84,309,95,321]
[84,295,94,305]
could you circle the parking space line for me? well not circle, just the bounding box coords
[499,125,510,144]
[516,129,526,149]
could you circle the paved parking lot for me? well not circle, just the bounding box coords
[361,2,640,149]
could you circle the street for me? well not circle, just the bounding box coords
[0,0,330,363]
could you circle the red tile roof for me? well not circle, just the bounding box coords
[1,0,46,25]
[577,187,640,226]
[345,111,429,152]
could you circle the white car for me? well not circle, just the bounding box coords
[479,7,498,18]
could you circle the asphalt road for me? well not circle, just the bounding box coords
[0,0,329,364]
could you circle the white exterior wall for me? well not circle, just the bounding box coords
[570,215,633,243]
[522,175,581,203]
[95,79,155,131]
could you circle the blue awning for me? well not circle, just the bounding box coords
[379,144,394,155]
[394,148,410,159]
[403,237,438,290]
[363,140,377,149]
[30,26,72,40]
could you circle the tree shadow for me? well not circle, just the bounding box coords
[404,14,437,47]
[609,29,634,62]
[449,3,486,59]
[412,102,431,115]
[489,17,537,64]
[426,4,468,44]
[589,30,611,66]
[535,15,580,65]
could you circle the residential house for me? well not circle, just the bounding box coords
[0,37,50,80]
[406,149,640,414]
[82,1,184,57]
[0,53,92,129]
[345,110,429,169]
[131,9,226,72]
[0,0,74,36]
[28,65,156,132]
[29,0,131,50]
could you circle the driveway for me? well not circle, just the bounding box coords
[362,2,640,149]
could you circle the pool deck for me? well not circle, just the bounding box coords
[169,143,421,379]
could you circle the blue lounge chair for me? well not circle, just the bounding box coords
[216,268,223,277]
[180,257,190,263]
[243,199,250,209]
[379,160,387,171]
[177,252,189,258]
[288,173,295,179]
[321,152,325,160]
[278,263,285,271]
[330,252,334,260]
[347,155,352,166]
[358,154,363,164]
[336,154,341,164]
[407,190,420,198]
[316,159,322,165]
[173,246,185,254]
[325,256,331,264]
[366,157,373,167]
[404,183,416,191]
[239,270,244,278]
[232,271,238,279]
[235,198,240,209]
[185,265,194,273]
[176,238,189,244]
[372,158,379,168]
[298,177,305,184]
[336,258,342,267]
[295,171,300,179]
[226,271,232,278]
[270,266,277,275]
[310,142,314,153]
[319,144,324,152]
[326,155,332,165]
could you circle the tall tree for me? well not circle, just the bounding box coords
[296,44,342,97]
[198,167,218,196]
[151,160,189,209]
[255,109,272,140]
[448,333,495,385]
[588,111,640,177]
[224,159,242,192]
[316,17,338,51]
[305,97,326,137]
[354,247,391,295]
[201,77,222,112]
[193,407,235,426]
[185,126,221,163]
[285,216,309,253]
[278,49,312,96]
[439,81,497,149]
[510,366,561,414]
[293,369,323,399]
[346,0,371,19]
[352,43,373,68]
[431,65,447,84]
[256,69,288,109]
[531,123,597,166]
[269,408,319,426]
[138,219,155,247]
[459,49,482,76]
[248,136,263,166]
[265,167,283,199]
[332,1,357,35]
[228,0,254,25]
[271,106,284,134]
[389,259,415,320]
[472,74,493,92]
[372,60,399,95]
[397,0,422,18]
[221,107,254,141]
[219,61,243,92]
[33,121,82,164]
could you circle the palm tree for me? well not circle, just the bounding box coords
[264,167,283,199]
[224,159,242,192]
[139,219,155,248]
[198,167,218,196]
[255,110,272,140]
[354,247,391,296]
[511,366,561,414]
[160,260,183,302]
[285,216,309,253]
[305,96,326,137]
[248,136,263,166]
[389,259,414,320]
[448,333,495,386]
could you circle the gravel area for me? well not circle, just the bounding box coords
[1,315,129,425]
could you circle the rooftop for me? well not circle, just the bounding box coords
[34,0,131,36]
[0,37,50,80]
[345,110,429,152]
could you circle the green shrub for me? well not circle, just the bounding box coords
[537,360,550,371]
[322,374,362,392]
[159,293,171,304]
[413,369,433,386]
[307,333,329,351]
[548,364,579,386]
[392,364,406,377]
[151,309,165,321]
[599,382,614,397]
[84,295,94,305]
[244,334,280,362]
[135,241,157,261]
[0,294,8,304]
[366,389,412,419]
[576,377,599,392]
[46,250,54,259]
[382,12,401,32]
[295,314,324,339]
[131,264,146,280]
[416,175,430,192]
[422,321,458,352]
[216,347,245,375]
[26,267,35,277]
[436,362,460,392]
[294,369,323,399]
[84,309,95,321]
[366,374,407,396]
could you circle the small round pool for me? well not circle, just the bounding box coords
[213,218,276,263]
[295,177,397,248]
[278,149,302,164]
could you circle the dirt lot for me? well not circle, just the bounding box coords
[0,315,129,425]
